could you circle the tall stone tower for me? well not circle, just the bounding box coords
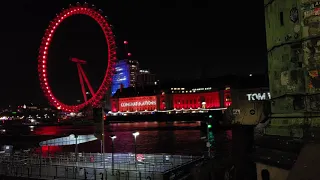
[264,0,320,137]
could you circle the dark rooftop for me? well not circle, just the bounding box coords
[112,74,269,98]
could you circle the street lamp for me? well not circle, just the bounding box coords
[132,131,139,166]
[72,134,79,167]
[109,135,116,175]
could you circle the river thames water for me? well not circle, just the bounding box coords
[4,121,223,155]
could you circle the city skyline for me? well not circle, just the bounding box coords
[0,0,266,105]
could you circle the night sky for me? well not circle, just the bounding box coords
[0,0,266,106]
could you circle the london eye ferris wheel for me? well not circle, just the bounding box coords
[38,3,117,112]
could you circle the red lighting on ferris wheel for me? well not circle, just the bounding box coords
[127,52,132,56]
[37,4,117,112]
[124,40,128,44]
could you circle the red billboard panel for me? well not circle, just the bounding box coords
[119,96,157,112]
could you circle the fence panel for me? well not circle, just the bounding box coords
[0,152,200,180]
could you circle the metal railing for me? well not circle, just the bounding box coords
[0,152,199,180]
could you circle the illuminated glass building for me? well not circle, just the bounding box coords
[111,60,139,95]
[111,60,130,95]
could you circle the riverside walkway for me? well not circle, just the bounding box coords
[0,152,203,180]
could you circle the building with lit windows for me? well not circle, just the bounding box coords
[137,69,156,87]
[127,60,139,87]
[170,87,230,109]
[111,59,140,95]
[110,85,231,113]
[110,74,268,114]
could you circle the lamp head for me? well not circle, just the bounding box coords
[132,131,140,137]
[110,135,117,140]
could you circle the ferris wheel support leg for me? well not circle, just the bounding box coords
[77,64,88,102]
[78,65,95,96]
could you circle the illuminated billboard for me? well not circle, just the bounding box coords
[111,60,130,95]
[119,96,157,112]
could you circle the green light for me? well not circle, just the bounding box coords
[208,132,215,143]
[209,115,212,118]
[12,112,17,114]
[207,124,212,128]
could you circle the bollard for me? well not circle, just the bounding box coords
[94,169,97,180]
[100,172,104,180]
[27,167,30,177]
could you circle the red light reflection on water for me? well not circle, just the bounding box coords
[34,146,63,157]
[33,126,59,135]
[32,126,96,136]
[29,122,204,155]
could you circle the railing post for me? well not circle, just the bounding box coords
[55,165,58,178]
[100,172,104,180]
[39,149,42,178]
[31,165,33,177]
[126,171,129,180]
[84,168,87,180]
[65,167,68,179]
[116,170,120,180]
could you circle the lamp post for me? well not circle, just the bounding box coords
[132,131,139,167]
[74,134,79,167]
[109,135,116,175]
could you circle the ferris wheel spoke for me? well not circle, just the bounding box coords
[78,65,95,96]
[77,64,88,102]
